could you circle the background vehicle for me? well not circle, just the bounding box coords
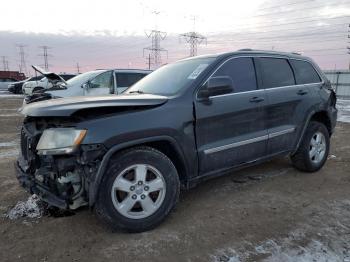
[0,78,17,91]
[16,50,337,232]
[24,68,151,103]
[8,76,44,94]
[22,73,76,95]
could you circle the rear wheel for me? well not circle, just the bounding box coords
[95,146,180,232]
[291,121,330,172]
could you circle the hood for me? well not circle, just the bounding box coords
[20,94,168,117]
[32,65,67,84]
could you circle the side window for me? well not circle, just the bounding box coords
[259,58,295,88]
[290,60,321,84]
[212,57,257,93]
[116,73,146,87]
[90,71,113,90]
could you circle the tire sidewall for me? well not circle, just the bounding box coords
[96,148,179,232]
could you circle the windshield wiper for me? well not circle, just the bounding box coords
[128,90,145,94]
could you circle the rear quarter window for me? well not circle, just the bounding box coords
[259,57,295,88]
[290,59,321,84]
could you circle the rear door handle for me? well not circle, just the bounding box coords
[297,90,308,95]
[249,96,265,103]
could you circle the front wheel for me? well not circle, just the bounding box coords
[291,121,330,172]
[95,147,180,232]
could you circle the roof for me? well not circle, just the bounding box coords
[178,49,311,63]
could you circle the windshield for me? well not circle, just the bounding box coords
[126,57,215,96]
[66,70,105,86]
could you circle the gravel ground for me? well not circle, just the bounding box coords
[0,94,349,262]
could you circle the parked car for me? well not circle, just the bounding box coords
[0,78,17,91]
[15,50,337,232]
[24,67,151,103]
[8,76,45,94]
[22,67,76,95]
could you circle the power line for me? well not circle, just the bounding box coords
[38,45,52,71]
[180,16,207,57]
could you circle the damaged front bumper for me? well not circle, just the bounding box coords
[15,158,68,209]
[15,143,107,210]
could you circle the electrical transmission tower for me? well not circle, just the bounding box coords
[38,46,52,71]
[1,56,9,71]
[143,11,167,69]
[180,16,207,57]
[76,62,80,74]
[16,44,28,75]
[143,30,168,69]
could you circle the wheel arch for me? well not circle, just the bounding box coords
[89,136,189,206]
[293,109,332,155]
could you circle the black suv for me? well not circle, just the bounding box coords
[16,50,337,232]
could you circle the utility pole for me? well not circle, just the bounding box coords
[16,44,28,75]
[38,46,52,71]
[180,16,206,57]
[347,24,350,70]
[1,56,9,71]
[76,62,80,74]
[143,11,168,69]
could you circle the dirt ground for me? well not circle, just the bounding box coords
[0,94,349,262]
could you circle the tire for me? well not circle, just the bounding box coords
[95,146,180,232]
[291,121,330,172]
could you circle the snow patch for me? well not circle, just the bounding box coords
[0,141,17,147]
[6,195,44,220]
[0,148,19,158]
[337,99,350,123]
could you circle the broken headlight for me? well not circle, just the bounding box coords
[36,128,87,155]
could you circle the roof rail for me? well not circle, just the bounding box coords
[291,52,301,55]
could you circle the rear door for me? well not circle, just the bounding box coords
[195,57,268,174]
[257,57,310,154]
[115,72,147,94]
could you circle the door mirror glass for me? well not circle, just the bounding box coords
[199,76,234,98]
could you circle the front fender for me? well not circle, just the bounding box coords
[88,135,187,206]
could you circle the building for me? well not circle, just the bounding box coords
[0,71,26,81]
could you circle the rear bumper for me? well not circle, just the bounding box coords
[14,158,68,209]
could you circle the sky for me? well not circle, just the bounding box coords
[0,0,350,75]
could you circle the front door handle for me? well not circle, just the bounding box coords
[249,96,265,103]
[297,90,308,95]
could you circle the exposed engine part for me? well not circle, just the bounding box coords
[57,171,87,209]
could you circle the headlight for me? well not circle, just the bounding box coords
[36,128,87,155]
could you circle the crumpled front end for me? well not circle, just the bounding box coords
[15,118,106,210]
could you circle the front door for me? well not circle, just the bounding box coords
[85,71,113,96]
[195,57,268,174]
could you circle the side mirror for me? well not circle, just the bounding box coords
[81,81,90,89]
[198,76,234,98]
